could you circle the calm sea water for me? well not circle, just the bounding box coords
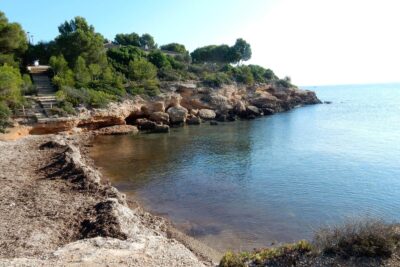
[90,84,400,252]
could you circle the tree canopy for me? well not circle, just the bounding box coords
[55,16,107,67]
[190,38,252,64]
[0,11,28,67]
[114,33,140,46]
[160,43,187,54]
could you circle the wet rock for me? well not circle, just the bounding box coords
[262,108,275,115]
[153,124,169,133]
[216,114,227,122]
[149,112,169,124]
[227,114,236,121]
[198,109,216,120]
[167,106,188,124]
[94,125,139,135]
[136,118,157,131]
[187,116,201,125]
[324,101,332,104]
[210,121,218,126]
[234,101,246,114]
[246,105,261,116]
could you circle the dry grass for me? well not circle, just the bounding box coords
[219,219,400,267]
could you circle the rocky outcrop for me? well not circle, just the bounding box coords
[198,109,216,120]
[149,112,169,124]
[27,82,320,135]
[167,105,188,124]
[94,125,139,136]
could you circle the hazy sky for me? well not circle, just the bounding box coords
[1,0,399,85]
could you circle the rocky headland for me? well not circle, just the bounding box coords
[24,82,321,135]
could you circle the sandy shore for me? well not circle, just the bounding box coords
[0,133,217,266]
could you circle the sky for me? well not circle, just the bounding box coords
[1,0,400,85]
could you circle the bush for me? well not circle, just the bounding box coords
[314,219,400,259]
[21,74,37,95]
[127,87,145,96]
[0,65,24,108]
[232,65,254,85]
[219,240,313,267]
[276,78,292,88]
[158,67,182,81]
[0,101,11,133]
[203,72,231,88]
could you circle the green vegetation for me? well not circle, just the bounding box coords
[219,240,313,267]
[314,219,400,259]
[219,219,400,267]
[0,9,294,130]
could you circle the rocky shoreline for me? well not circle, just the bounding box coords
[0,133,217,266]
[24,82,321,135]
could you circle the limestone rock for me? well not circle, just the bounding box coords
[136,118,157,131]
[198,109,216,120]
[187,116,201,125]
[94,125,139,135]
[167,106,188,124]
[149,112,169,124]
[246,105,261,116]
[153,124,170,133]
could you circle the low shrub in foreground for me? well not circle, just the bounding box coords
[219,240,313,267]
[314,219,400,259]
[219,220,400,267]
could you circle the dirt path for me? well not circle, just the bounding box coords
[0,135,213,266]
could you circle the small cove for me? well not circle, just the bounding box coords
[90,84,400,252]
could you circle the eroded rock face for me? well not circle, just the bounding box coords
[27,83,320,135]
[149,112,169,124]
[198,109,216,120]
[167,106,188,124]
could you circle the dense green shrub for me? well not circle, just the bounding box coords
[21,74,37,95]
[158,67,182,81]
[160,43,187,54]
[0,101,11,133]
[202,72,231,87]
[0,64,23,109]
[232,65,254,85]
[56,87,115,108]
[148,50,171,69]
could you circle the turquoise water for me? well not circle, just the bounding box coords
[90,84,400,251]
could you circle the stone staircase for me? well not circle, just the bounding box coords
[28,66,58,120]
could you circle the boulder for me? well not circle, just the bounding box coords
[149,112,169,124]
[187,116,201,125]
[94,125,139,135]
[210,121,218,125]
[189,109,199,116]
[167,106,188,124]
[249,93,279,109]
[153,124,169,133]
[234,101,246,114]
[152,102,165,112]
[136,118,157,131]
[246,105,261,116]
[198,109,216,120]
[262,108,275,115]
